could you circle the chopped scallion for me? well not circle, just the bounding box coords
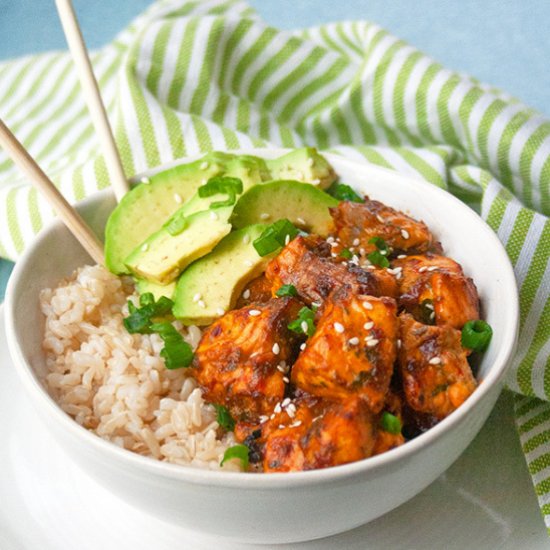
[380,412,402,435]
[220,444,250,469]
[276,284,298,298]
[213,404,235,432]
[327,182,364,203]
[253,219,299,257]
[149,322,194,369]
[198,176,243,208]
[461,320,493,352]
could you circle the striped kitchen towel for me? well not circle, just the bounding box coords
[0,0,549,531]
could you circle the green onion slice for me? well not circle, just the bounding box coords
[380,412,402,435]
[368,236,389,254]
[367,250,390,268]
[149,322,194,369]
[327,182,364,203]
[220,444,250,469]
[123,294,174,334]
[198,176,243,208]
[164,210,188,236]
[213,404,235,432]
[288,305,317,337]
[340,248,353,259]
[461,320,493,352]
[253,219,299,257]
[275,284,298,298]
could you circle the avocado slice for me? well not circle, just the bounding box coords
[105,153,266,274]
[125,206,233,284]
[173,224,274,325]
[135,278,177,301]
[265,148,336,189]
[230,180,339,237]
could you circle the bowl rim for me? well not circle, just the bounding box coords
[5,148,520,489]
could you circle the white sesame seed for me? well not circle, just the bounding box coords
[200,161,209,170]
[198,300,206,309]
[348,337,360,346]
[274,403,282,413]
[307,157,314,167]
[290,420,302,428]
[272,343,280,355]
[296,217,306,225]
[244,260,253,267]
[259,415,268,423]
[397,254,407,259]
[300,343,307,351]
[174,193,183,204]
[301,321,309,333]
[397,339,402,349]
[200,178,208,186]
[193,293,202,303]
[312,301,321,307]
[430,311,436,320]
[366,338,379,347]
[249,309,261,316]
[243,289,251,300]
[380,250,388,256]
[331,253,338,258]
[250,351,259,358]
[277,364,286,373]
[366,265,376,270]
[326,236,335,244]
[216,307,225,316]
[429,357,442,365]
[419,266,428,273]
[351,255,360,265]
[363,301,373,310]
[427,266,439,272]
[282,397,291,407]
[243,234,250,244]
[425,302,434,310]
[140,176,150,184]
[376,214,385,224]
[270,414,275,420]
[283,377,290,383]
[285,234,290,245]
[278,424,286,429]
[401,229,410,240]
[364,321,374,330]
[141,243,149,252]
[287,404,296,417]
[330,242,338,248]
[260,213,270,220]
[359,247,366,255]
[353,238,360,246]
[334,322,345,333]
[210,211,218,220]
[341,261,348,266]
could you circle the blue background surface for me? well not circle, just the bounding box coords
[0,0,548,299]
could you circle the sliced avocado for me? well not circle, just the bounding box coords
[125,207,233,285]
[265,148,336,189]
[173,224,275,325]
[230,180,339,237]
[135,278,177,301]
[105,153,266,274]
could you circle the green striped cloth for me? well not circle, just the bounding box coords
[1,0,549,530]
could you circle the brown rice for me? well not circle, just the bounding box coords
[40,264,239,471]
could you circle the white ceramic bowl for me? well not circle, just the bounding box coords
[5,149,519,544]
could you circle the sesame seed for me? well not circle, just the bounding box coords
[260,213,270,220]
[341,261,348,266]
[200,161,209,170]
[331,253,338,258]
[250,352,259,358]
[140,176,150,184]
[366,265,376,270]
[397,339,402,349]
[300,343,307,351]
[243,289,251,300]
[198,300,206,309]
[351,255,360,265]
[330,241,338,248]
[326,236,335,243]
[283,376,290,383]
[285,234,290,245]
[290,420,302,428]
[277,364,286,373]
[244,260,253,267]
[429,357,442,365]
[141,243,149,252]
[270,414,275,420]
[364,321,374,330]
[334,322,345,333]
[174,193,183,204]
[425,302,434,310]
[307,158,314,167]
[296,217,306,226]
[430,311,436,320]
[376,214,385,224]
[259,415,268,423]
[353,238,360,246]
[397,254,407,259]
[348,337,360,346]
[362,301,373,310]
[380,250,388,256]
[312,301,321,307]
[427,266,439,272]
[287,404,296,417]
[192,293,202,303]
[272,343,280,355]
[243,234,250,245]
[366,338,379,347]
[359,248,366,255]
[301,321,309,333]
[282,397,291,407]
[216,307,225,316]
[274,403,282,413]
[419,266,428,273]
[249,309,261,316]
[401,229,410,240]
[278,424,285,429]
[210,211,218,220]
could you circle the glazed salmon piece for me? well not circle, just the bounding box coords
[192,297,303,422]
[330,199,437,255]
[265,234,384,306]
[291,289,398,413]
[262,394,377,472]
[398,313,477,419]
[393,254,480,330]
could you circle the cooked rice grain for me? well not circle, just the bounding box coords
[40,265,239,471]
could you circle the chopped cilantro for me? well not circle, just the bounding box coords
[288,305,317,337]
[367,250,390,268]
[253,219,299,256]
[275,284,298,298]
[213,404,235,432]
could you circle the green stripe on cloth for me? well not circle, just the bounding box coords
[0,0,548,533]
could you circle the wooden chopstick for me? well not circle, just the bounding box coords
[55,0,129,202]
[0,117,105,265]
